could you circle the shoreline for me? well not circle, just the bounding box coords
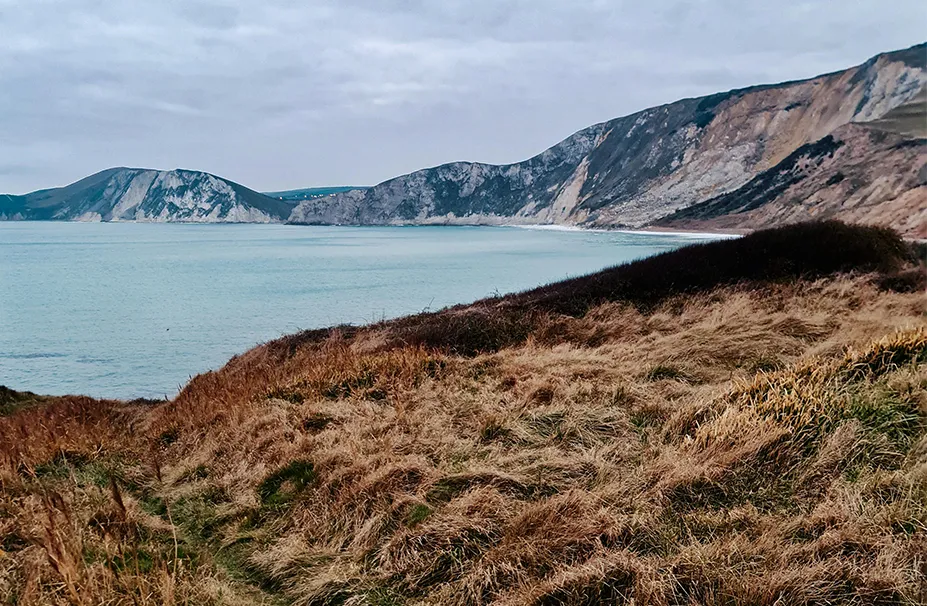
[509,223,743,239]
[2,218,744,239]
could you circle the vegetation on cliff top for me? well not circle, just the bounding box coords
[1,222,925,605]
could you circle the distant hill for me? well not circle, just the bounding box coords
[0,168,296,223]
[5,44,924,233]
[264,186,368,202]
[289,43,927,237]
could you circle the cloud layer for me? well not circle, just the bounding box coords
[1,0,923,193]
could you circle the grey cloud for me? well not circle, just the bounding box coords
[0,163,42,177]
[0,0,923,193]
[177,1,241,30]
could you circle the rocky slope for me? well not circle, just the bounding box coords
[0,168,296,223]
[289,44,926,232]
[656,98,927,237]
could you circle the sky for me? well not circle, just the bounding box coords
[0,1,924,194]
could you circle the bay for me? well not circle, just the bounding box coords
[0,222,721,399]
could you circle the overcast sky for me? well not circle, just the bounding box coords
[0,1,923,194]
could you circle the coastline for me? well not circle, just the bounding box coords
[2,218,743,240]
[509,222,743,239]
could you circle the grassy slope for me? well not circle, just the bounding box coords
[1,222,926,605]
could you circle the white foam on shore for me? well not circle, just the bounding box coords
[613,229,741,239]
[510,224,741,239]
[511,224,587,232]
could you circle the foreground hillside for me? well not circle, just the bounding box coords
[0,168,296,223]
[2,223,926,605]
[289,44,926,236]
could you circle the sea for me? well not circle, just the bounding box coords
[0,222,726,399]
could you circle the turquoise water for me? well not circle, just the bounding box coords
[0,222,719,399]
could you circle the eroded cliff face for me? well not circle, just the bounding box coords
[289,44,926,231]
[657,83,927,239]
[289,123,608,225]
[657,123,927,238]
[0,168,296,223]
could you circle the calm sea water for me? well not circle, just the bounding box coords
[0,222,721,399]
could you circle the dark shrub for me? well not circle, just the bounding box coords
[392,307,544,356]
[512,221,910,315]
[877,268,926,293]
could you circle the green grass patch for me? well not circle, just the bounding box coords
[847,391,923,452]
[170,491,239,541]
[0,386,44,416]
[257,459,317,508]
[32,452,138,490]
[362,587,406,606]
[479,417,509,443]
[426,473,556,505]
[406,504,433,527]
[139,494,169,517]
[646,364,691,382]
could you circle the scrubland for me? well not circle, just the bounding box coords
[2,222,925,605]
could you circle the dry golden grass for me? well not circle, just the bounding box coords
[2,224,926,605]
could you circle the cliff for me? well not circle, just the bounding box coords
[289,44,926,234]
[657,89,927,237]
[0,168,296,223]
